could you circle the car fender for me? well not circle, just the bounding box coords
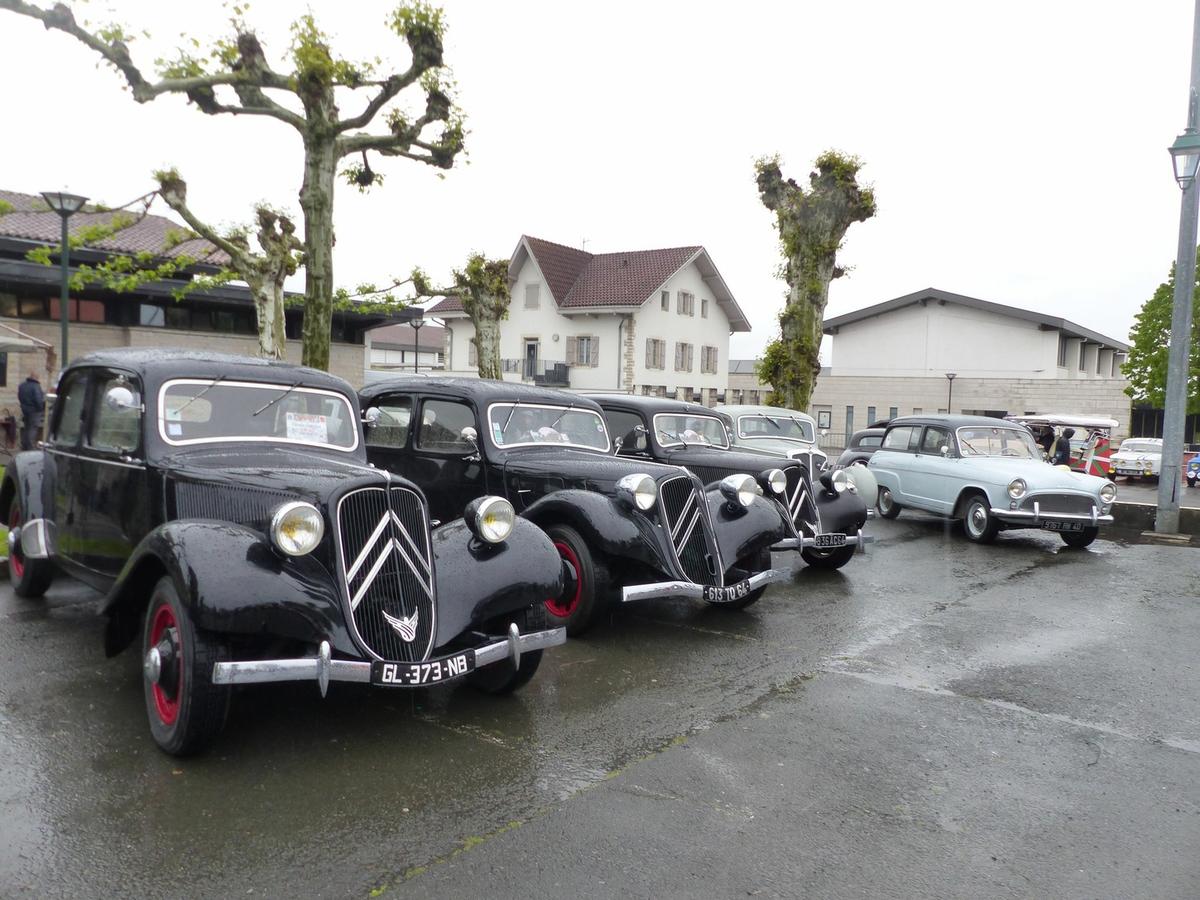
[430,517,563,648]
[99,520,356,659]
[706,489,787,565]
[951,483,1004,517]
[813,488,871,535]
[521,489,670,572]
[0,450,46,520]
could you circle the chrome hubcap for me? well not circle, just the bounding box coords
[7,526,18,553]
[969,505,986,533]
[143,647,162,684]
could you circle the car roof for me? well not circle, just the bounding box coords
[717,404,817,424]
[583,392,729,418]
[884,414,1020,429]
[361,376,606,412]
[67,348,353,394]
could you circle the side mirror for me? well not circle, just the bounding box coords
[104,385,139,411]
[940,444,950,457]
[820,428,829,437]
[362,407,381,428]
[613,435,624,452]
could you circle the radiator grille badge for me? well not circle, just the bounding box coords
[382,608,419,643]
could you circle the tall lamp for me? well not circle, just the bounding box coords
[409,307,425,374]
[945,372,957,413]
[40,191,89,370]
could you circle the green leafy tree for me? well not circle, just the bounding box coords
[411,254,510,379]
[755,151,876,410]
[1123,253,1200,413]
[0,0,465,371]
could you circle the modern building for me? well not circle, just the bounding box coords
[729,288,1132,450]
[429,235,750,403]
[0,189,398,413]
[365,321,445,377]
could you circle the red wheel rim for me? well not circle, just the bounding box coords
[546,540,582,619]
[148,603,182,726]
[8,503,24,580]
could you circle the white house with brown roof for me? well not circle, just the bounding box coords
[429,235,750,400]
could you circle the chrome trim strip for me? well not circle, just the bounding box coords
[483,401,612,453]
[990,507,1113,524]
[45,447,145,469]
[621,567,785,603]
[772,532,876,551]
[345,512,391,583]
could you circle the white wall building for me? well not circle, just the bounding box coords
[429,235,750,401]
[364,322,445,383]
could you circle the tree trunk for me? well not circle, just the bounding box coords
[300,137,337,371]
[473,311,502,380]
[249,276,287,360]
[776,254,834,409]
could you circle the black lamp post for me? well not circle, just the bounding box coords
[945,372,956,413]
[40,191,88,370]
[409,308,425,374]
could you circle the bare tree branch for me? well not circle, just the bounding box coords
[154,173,252,269]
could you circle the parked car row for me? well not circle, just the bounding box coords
[2,350,875,755]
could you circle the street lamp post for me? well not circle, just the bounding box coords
[39,191,88,372]
[945,372,956,413]
[1159,0,1200,534]
[409,308,425,374]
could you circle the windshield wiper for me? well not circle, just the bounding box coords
[549,402,575,430]
[174,375,224,416]
[757,412,781,430]
[500,400,522,436]
[662,429,687,447]
[251,380,302,417]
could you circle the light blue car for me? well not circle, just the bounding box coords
[868,415,1117,548]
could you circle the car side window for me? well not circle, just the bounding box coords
[51,371,89,446]
[606,409,648,454]
[859,435,883,449]
[881,425,916,451]
[365,397,413,449]
[417,399,475,452]
[88,373,143,455]
[920,426,951,455]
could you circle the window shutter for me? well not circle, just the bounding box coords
[645,338,653,368]
[591,335,599,367]
[676,292,683,314]
[687,344,694,371]
[566,336,578,365]
[674,343,681,371]
[524,283,540,309]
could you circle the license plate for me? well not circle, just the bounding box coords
[703,579,753,602]
[1039,520,1084,532]
[370,650,476,686]
[813,533,847,548]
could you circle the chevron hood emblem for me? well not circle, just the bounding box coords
[382,608,419,643]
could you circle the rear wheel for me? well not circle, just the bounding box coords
[876,486,901,519]
[6,493,53,598]
[801,543,857,570]
[1060,527,1099,549]
[468,602,547,695]
[712,548,772,610]
[543,524,608,636]
[961,494,999,544]
[142,576,231,756]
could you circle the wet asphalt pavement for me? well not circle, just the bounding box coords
[2,515,1198,899]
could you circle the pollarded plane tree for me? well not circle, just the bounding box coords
[755,152,876,410]
[0,0,466,370]
[411,254,510,380]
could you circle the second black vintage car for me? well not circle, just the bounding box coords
[2,350,565,755]
[587,394,874,571]
[358,378,791,635]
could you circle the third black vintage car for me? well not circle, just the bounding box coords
[2,350,565,755]
[358,378,790,635]
[587,394,874,571]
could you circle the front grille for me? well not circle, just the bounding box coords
[173,481,292,528]
[337,486,435,662]
[658,475,719,586]
[689,464,735,487]
[783,465,820,537]
[1020,493,1096,515]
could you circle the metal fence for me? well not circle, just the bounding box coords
[501,358,570,386]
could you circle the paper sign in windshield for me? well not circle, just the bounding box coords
[285,412,328,443]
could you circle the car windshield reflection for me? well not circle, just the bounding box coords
[158,378,359,450]
[956,426,1039,459]
[488,402,610,451]
[738,413,814,442]
[654,414,729,448]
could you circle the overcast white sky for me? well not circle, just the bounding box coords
[0,1,1194,361]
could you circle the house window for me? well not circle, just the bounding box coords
[1112,353,1122,377]
[674,342,693,372]
[139,304,165,327]
[889,406,898,419]
[676,291,695,316]
[661,290,669,311]
[1058,335,1068,367]
[701,298,709,318]
[568,335,599,367]
[701,345,718,374]
[912,407,922,415]
[1077,342,1085,371]
[524,283,540,310]
[867,406,876,425]
[468,340,477,367]
[645,338,666,370]
[845,406,854,437]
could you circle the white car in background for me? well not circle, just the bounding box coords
[1109,438,1162,480]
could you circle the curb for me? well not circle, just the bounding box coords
[1112,501,1200,536]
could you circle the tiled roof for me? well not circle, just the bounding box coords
[560,245,700,309]
[428,295,463,314]
[0,190,229,265]
[368,322,445,350]
[523,236,592,304]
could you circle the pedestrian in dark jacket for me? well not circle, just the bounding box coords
[17,371,45,451]
[1051,427,1075,467]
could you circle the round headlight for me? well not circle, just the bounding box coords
[270,501,324,557]
[466,495,515,544]
[761,468,787,495]
[720,474,760,508]
[616,473,657,511]
[1100,482,1117,504]
[1007,478,1027,500]
[830,469,852,494]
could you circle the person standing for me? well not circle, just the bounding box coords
[1051,427,1075,467]
[17,371,45,451]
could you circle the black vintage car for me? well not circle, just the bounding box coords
[357,378,790,635]
[2,350,565,755]
[833,426,888,469]
[587,394,873,571]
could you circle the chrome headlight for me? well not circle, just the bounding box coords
[760,468,787,495]
[616,473,657,511]
[465,495,515,544]
[720,474,761,508]
[821,468,851,494]
[270,501,324,557]
[1099,482,1117,504]
[1007,478,1027,500]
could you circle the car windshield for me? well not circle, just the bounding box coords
[159,378,359,450]
[488,402,610,451]
[737,413,814,442]
[654,413,730,448]
[1119,440,1160,453]
[956,426,1039,459]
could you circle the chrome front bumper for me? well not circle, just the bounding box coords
[771,528,875,552]
[990,500,1114,526]
[210,624,567,696]
[621,567,786,603]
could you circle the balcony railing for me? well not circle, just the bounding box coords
[502,358,570,386]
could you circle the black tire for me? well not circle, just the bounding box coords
[6,491,53,598]
[801,543,857,570]
[1060,527,1099,549]
[142,576,231,756]
[712,548,772,610]
[876,486,901,519]
[543,523,608,636]
[961,494,999,544]
[467,602,547,695]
